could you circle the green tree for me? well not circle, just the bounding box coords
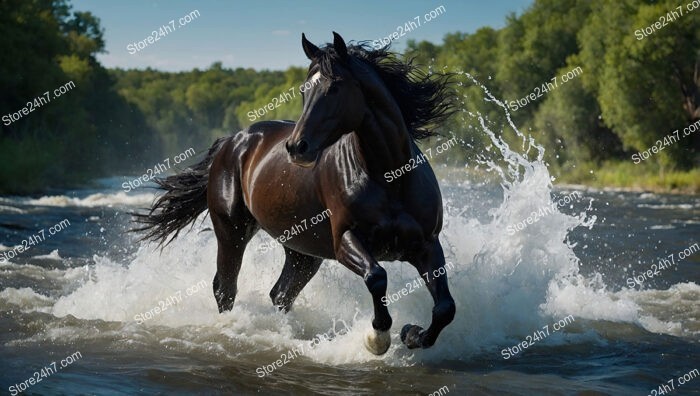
[0,0,157,193]
[577,0,699,167]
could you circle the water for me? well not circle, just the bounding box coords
[1,78,699,394]
[0,172,698,395]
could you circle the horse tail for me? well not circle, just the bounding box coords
[132,137,228,246]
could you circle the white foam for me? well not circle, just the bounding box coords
[0,261,89,283]
[638,203,695,210]
[649,225,674,230]
[0,287,55,312]
[33,249,62,260]
[27,192,156,208]
[3,72,695,367]
[0,204,26,214]
[36,178,695,367]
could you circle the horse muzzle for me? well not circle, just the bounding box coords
[285,138,318,167]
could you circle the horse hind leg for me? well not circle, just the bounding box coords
[210,207,258,312]
[208,148,259,312]
[269,247,323,312]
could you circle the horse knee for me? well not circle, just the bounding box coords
[364,265,387,296]
[364,266,392,331]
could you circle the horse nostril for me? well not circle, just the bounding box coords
[296,140,309,155]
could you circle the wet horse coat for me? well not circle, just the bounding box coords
[135,32,456,354]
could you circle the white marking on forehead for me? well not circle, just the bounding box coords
[309,72,322,85]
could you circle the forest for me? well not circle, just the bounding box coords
[1,0,698,194]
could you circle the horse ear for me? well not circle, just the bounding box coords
[302,33,320,60]
[332,31,349,61]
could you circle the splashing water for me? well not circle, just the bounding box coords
[2,74,697,377]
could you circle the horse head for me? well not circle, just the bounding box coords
[286,32,367,167]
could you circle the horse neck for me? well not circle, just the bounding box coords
[355,92,414,183]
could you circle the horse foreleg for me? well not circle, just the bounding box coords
[269,247,323,312]
[402,240,456,349]
[336,230,392,355]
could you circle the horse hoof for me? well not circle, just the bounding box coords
[364,328,391,355]
[215,294,235,313]
[400,324,424,349]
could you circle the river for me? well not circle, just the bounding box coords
[0,171,698,395]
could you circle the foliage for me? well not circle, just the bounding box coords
[1,0,697,194]
[406,0,698,176]
[0,0,157,193]
[557,160,700,194]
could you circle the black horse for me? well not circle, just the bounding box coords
[135,32,456,354]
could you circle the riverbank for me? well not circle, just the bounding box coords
[432,162,699,195]
[554,161,700,195]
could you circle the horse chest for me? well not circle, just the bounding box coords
[337,179,426,256]
[366,207,425,259]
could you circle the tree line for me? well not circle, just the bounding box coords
[1,0,697,194]
[0,0,160,193]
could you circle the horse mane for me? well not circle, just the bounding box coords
[311,42,456,140]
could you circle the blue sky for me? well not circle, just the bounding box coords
[71,0,533,71]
